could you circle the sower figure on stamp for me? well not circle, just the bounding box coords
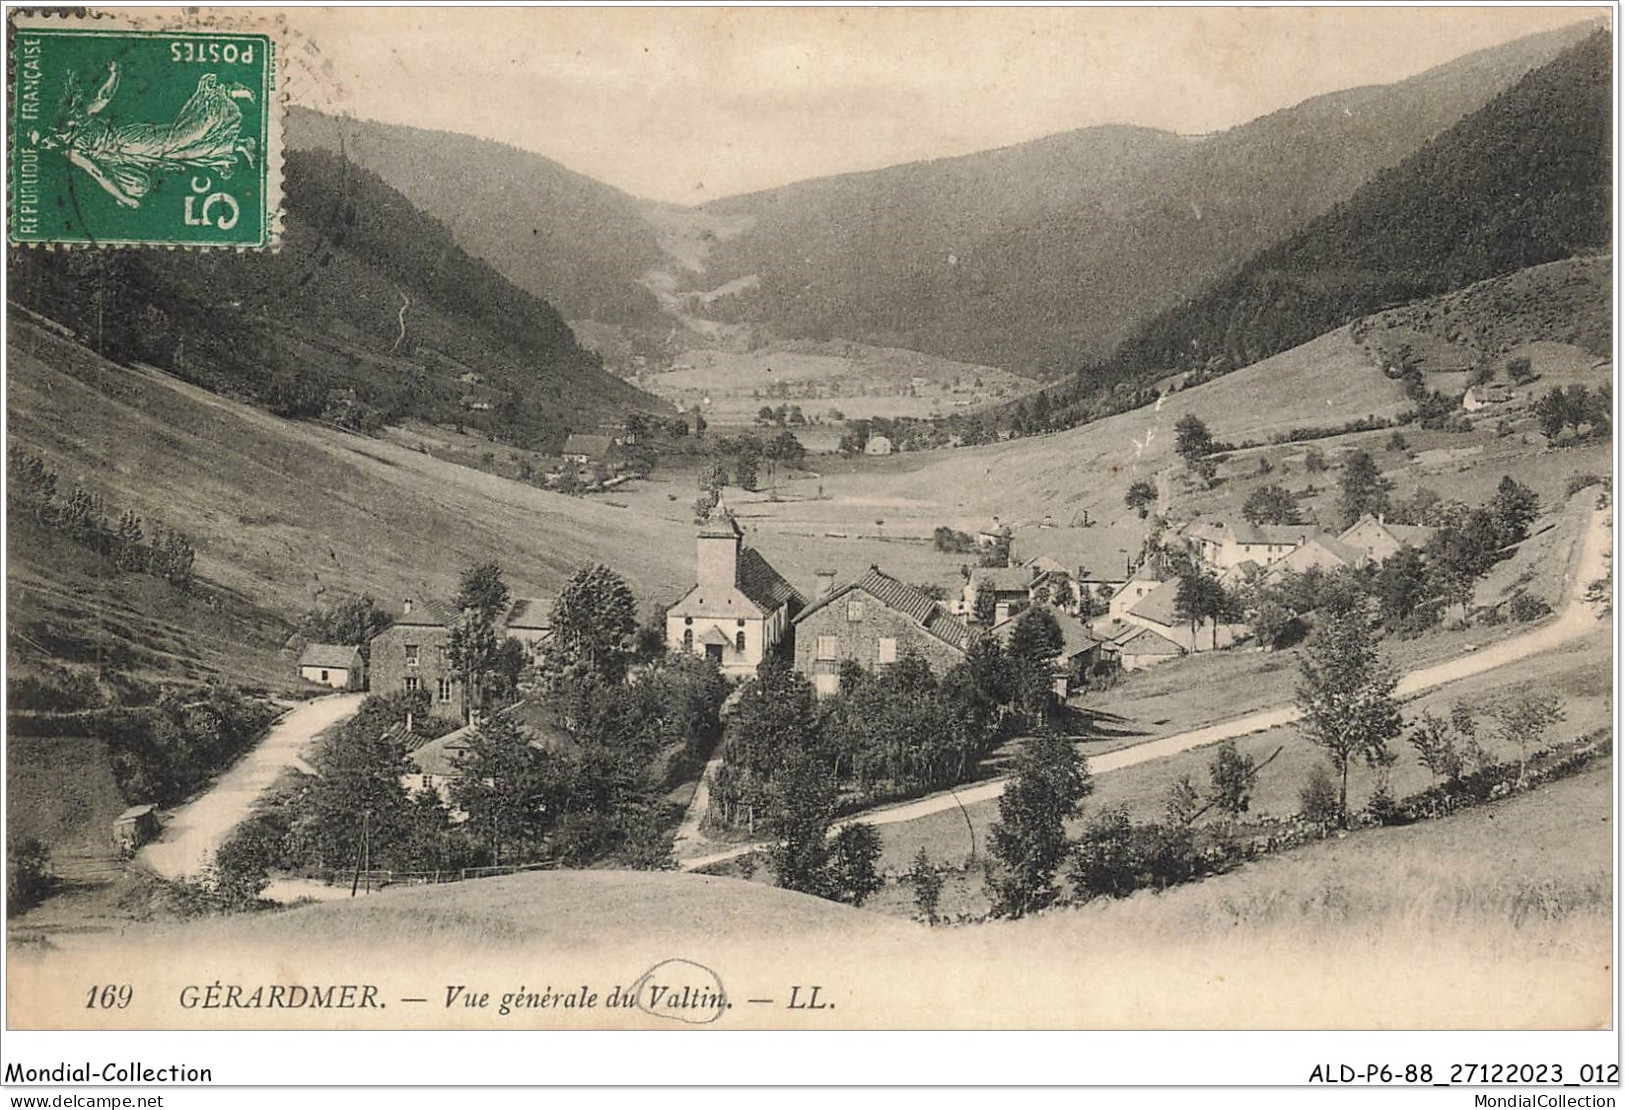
[40,61,257,209]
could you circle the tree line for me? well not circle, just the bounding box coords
[9,447,198,590]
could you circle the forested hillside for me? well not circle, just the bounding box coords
[285,109,667,327]
[7,149,666,453]
[952,28,1612,442]
[692,20,1597,375]
[1108,30,1611,384]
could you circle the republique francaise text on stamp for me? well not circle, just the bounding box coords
[10,15,278,248]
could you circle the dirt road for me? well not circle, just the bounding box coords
[672,749,726,862]
[680,503,1611,872]
[138,692,365,881]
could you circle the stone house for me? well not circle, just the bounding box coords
[1107,563,1172,621]
[562,433,618,467]
[1338,514,1437,564]
[1102,623,1186,671]
[369,598,468,721]
[793,566,970,695]
[1122,578,1245,653]
[1268,533,1369,578]
[1185,518,1315,570]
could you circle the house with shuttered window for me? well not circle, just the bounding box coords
[368,598,468,721]
[792,566,970,695]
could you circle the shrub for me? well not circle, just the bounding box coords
[6,836,53,916]
[1376,732,1607,826]
[210,818,280,909]
[826,822,883,907]
[1565,472,1606,497]
[1068,810,1235,903]
[1299,765,1340,826]
[1507,593,1553,622]
[1069,807,1138,901]
[907,848,945,925]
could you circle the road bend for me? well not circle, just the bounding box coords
[138,692,365,880]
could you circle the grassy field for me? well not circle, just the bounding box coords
[1363,255,1612,374]
[863,721,1612,952]
[645,323,1418,588]
[630,337,1033,432]
[7,322,699,618]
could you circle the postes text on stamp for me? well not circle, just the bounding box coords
[11,20,277,248]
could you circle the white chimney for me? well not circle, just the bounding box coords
[814,570,836,600]
[403,598,413,616]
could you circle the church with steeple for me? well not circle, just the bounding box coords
[665,514,805,677]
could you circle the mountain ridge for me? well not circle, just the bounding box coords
[684,18,1602,374]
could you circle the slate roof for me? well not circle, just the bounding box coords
[409,716,572,779]
[796,566,971,653]
[971,566,1036,593]
[1338,514,1437,550]
[299,643,363,669]
[505,598,553,630]
[562,433,615,458]
[1188,518,1314,548]
[1241,522,1316,547]
[1219,559,1264,586]
[1127,579,1184,627]
[1300,533,1368,567]
[700,514,743,539]
[409,726,474,779]
[396,599,461,627]
[991,606,1102,660]
[737,548,805,613]
[1022,555,1070,576]
[1111,626,1185,656]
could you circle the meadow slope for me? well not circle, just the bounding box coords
[6,322,700,618]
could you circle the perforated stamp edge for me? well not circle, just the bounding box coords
[8,7,284,251]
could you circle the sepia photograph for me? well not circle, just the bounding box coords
[1,2,1616,1088]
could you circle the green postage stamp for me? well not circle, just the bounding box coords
[10,15,279,248]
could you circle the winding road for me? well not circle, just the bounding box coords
[138,692,365,881]
[679,503,1611,871]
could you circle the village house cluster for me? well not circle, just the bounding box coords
[321,499,1445,807]
[345,506,1438,722]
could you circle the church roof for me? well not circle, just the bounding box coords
[736,548,804,613]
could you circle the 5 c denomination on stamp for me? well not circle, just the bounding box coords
[10,15,279,248]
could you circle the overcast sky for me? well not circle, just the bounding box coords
[278,6,1604,205]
